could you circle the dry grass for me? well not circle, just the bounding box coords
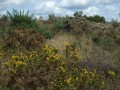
[45,32,95,59]
[46,32,118,70]
[45,32,77,55]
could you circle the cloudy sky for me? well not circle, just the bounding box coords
[0,0,120,21]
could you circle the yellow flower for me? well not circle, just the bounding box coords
[66,77,72,84]
[53,54,60,60]
[83,69,88,74]
[60,66,66,73]
[108,70,115,76]
[92,73,95,77]
[45,44,49,48]
[12,55,18,59]
[46,57,50,60]
[64,42,69,46]
[102,81,104,85]
[76,77,78,81]
[94,69,96,73]
[4,62,10,67]
[16,61,27,67]
[80,73,83,77]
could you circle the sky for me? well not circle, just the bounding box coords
[0,0,120,21]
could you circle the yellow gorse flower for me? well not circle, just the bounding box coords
[4,60,27,68]
[64,42,69,46]
[66,77,72,84]
[60,66,66,73]
[108,70,115,76]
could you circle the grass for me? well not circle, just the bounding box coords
[46,32,77,55]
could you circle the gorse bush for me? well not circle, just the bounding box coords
[0,43,115,90]
[7,9,38,29]
[4,29,44,50]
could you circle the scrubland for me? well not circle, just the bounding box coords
[0,10,120,90]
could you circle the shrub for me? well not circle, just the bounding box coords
[37,25,53,39]
[54,17,66,31]
[74,11,83,18]
[92,34,116,49]
[54,44,106,90]
[93,35,106,47]
[85,15,106,23]
[48,14,55,20]
[0,43,111,90]
[4,29,44,50]
[0,15,10,37]
[54,18,65,30]
[7,9,53,39]
[7,9,38,29]
[111,19,120,28]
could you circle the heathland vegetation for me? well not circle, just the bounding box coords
[0,9,120,90]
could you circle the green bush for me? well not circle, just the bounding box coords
[85,15,106,23]
[7,9,53,39]
[92,34,108,48]
[43,31,53,39]
[7,9,38,29]
[37,25,53,39]
[111,19,120,28]
[74,11,83,18]
[48,14,55,20]
[54,18,65,30]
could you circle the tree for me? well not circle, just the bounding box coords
[74,11,83,18]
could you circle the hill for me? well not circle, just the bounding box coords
[0,10,120,90]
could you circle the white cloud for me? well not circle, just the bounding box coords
[59,0,92,9]
[8,0,25,5]
[34,1,56,14]
[96,0,120,5]
[33,0,71,16]
[83,6,100,16]
[105,5,117,12]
